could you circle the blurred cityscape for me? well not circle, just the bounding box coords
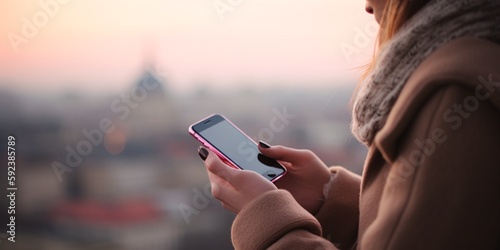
[0,66,367,250]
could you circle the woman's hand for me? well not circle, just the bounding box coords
[199,146,277,214]
[258,141,332,214]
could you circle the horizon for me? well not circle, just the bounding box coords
[0,0,377,94]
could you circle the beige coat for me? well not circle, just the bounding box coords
[231,37,500,249]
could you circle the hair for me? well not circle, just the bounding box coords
[359,0,433,81]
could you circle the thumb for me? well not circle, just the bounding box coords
[203,148,238,183]
[258,140,313,164]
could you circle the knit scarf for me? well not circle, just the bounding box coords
[352,0,500,145]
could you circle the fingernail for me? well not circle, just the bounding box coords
[259,140,271,148]
[198,146,208,161]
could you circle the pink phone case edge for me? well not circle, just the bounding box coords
[188,113,287,183]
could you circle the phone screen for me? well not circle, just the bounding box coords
[190,114,286,182]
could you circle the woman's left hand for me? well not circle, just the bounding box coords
[199,147,277,214]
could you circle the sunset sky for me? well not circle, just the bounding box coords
[0,0,377,94]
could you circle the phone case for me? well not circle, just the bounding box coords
[188,114,286,183]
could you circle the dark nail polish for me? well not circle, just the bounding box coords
[198,146,208,161]
[259,140,271,148]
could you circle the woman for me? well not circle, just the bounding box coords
[198,0,500,249]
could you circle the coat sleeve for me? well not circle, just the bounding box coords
[231,167,361,250]
[315,167,361,248]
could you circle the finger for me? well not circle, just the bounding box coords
[207,171,232,190]
[204,149,239,182]
[207,171,240,202]
[221,202,238,214]
[258,142,313,164]
[279,161,292,169]
[207,172,245,213]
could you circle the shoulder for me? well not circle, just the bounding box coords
[374,37,500,161]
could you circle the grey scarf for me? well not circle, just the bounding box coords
[352,0,500,145]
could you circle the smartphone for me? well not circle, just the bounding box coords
[189,114,287,182]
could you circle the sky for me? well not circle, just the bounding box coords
[0,0,378,94]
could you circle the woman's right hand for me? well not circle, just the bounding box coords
[258,141,332,214]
